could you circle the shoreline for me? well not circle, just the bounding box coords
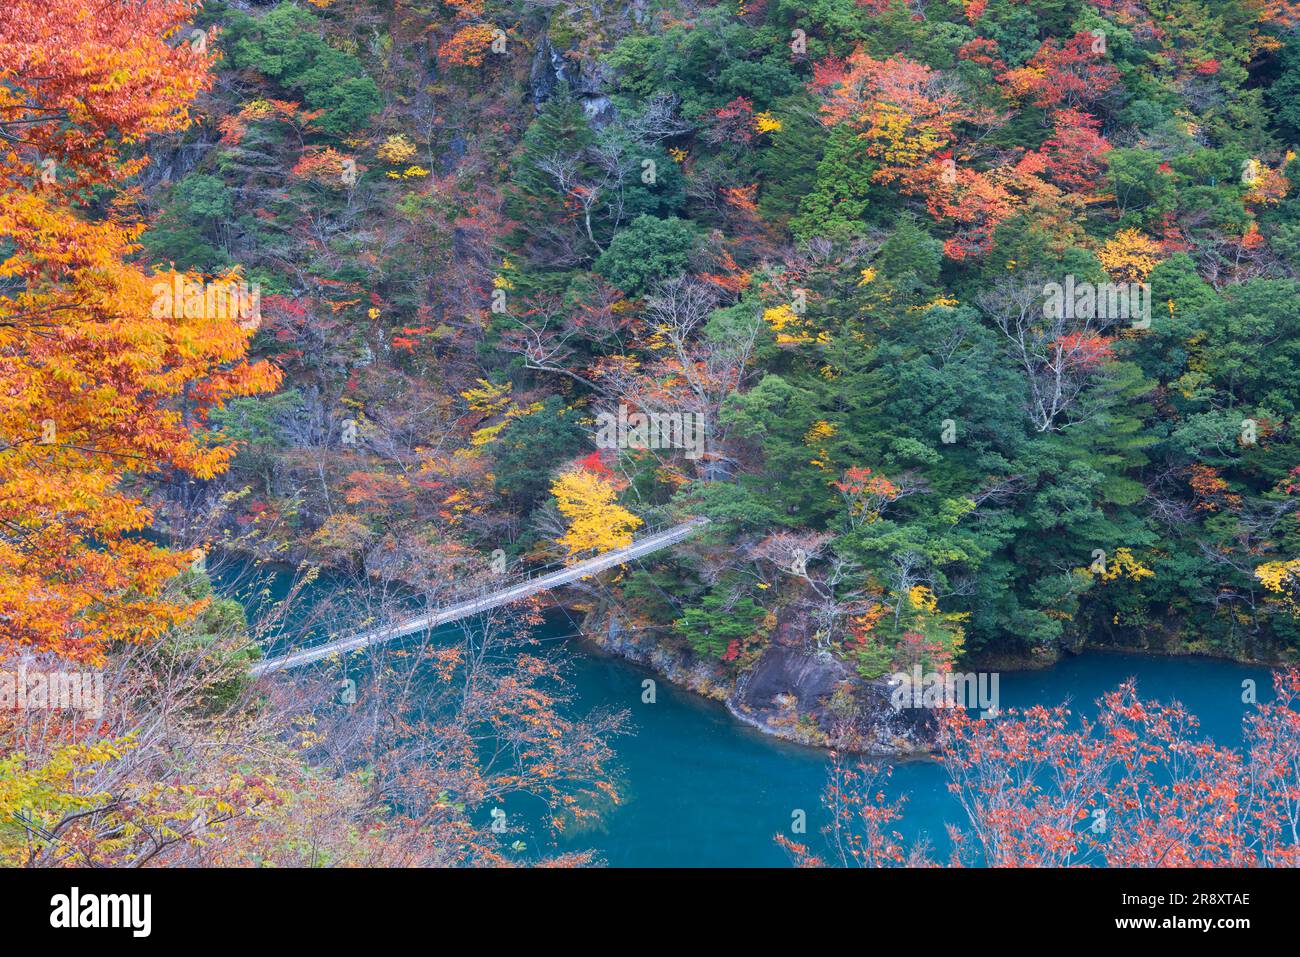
[212,543,1288,755]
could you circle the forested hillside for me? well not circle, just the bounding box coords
[6,0,1300,867]
[165,0,1300,673]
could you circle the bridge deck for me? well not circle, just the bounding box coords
[251,517,709,676]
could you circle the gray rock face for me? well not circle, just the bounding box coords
[728,641,933,753]
[587,602,936,755]
[582,95,616,128]
[140,140,212,191]
[529,36,617,129]
[737,646,846,714]
[528,38,563,104]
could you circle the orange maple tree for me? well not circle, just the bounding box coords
[783,671,1300,868]
[807,48,1087,260]
[998,33,1121,111]
[0,0,280,662]
[810,51,981,195]
[439,23,498,68]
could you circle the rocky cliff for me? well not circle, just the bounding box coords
[582,600,935,755]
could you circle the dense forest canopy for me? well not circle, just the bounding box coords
[4,0,1300,869]
[144,0,1300,669]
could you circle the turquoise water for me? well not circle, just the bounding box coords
[540,611,1275,867]
[218,559,1277,867]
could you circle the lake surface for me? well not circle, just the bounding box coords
[219,558,1277,867]
[538,610,1275,867]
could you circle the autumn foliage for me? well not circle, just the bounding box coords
[0,0,279,661]
[999,34,1120,110]
[551,467,643,558]
[782,670,1300,868]
[439,24,498,68]
[5,0,1300,874]
[807,34,1121,260]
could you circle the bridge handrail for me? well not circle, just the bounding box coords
[493,518,693,579]
[251,516,709,676]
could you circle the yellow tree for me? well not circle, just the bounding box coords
[0,0,280,662]
[1097,229,1162,283]
[1256,559,1300,614]
[550,468,643,558]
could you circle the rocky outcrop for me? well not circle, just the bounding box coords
[138,139,213,192]
[730,644,932,753]
[728,602,933,752]
[594,613,734,703]
[528,38,563,104]
[582,601,935,756]
[529,36,616,128]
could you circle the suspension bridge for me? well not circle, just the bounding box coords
[250,517,710,676]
